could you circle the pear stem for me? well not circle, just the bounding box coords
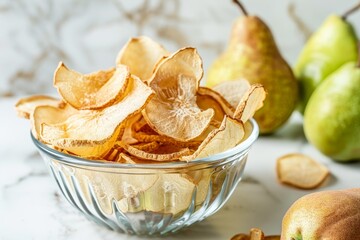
[232,0,248,16]
[342,1,360,20]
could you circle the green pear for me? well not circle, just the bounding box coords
[281,188,360,240]
[295,8,359,113]
[304,61,360,161]
[207,0,298,134]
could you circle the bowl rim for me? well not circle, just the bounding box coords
[31,119,259,169]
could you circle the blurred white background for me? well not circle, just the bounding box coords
[1,0,360,97]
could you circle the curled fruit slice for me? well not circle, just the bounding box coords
[143,47,214,142]
[15,95,64,119]
[233,84,266,123]
[213,79,251,109]
[54,63,130,110]
[276,153,330,189]
[197,87,234,122]
[116,36,169,81]
[181,116,245,161]
[120,142,191,162]
[41,76,153,157]
[32,104,76,140]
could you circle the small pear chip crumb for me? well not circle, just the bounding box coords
[231,228,280,240]
[276,153,330,190]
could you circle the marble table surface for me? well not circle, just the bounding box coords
[1,97,360,240]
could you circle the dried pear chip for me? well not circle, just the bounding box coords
[181,116,245,161]
[54,62,130,110]
[233,84,266,123]
[132,131,201,148]
[231,229,280,240]
[116,36,169,81]
[197,87,234,122]
[213,79,251,109]
[121,113,142,145]
[276,153,330,189]
[250,228,265,240]
[32,104,76,140]
[130,141,160,152]
[41,76,154,157]
[143,47,214,142]
[15,95,64,119]
[120,142,191,162]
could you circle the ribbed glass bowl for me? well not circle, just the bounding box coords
[31,119,259,235]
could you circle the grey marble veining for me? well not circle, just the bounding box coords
[1,0,360,97]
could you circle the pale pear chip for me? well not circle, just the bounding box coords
[143,47,214,142]
[197,87,234,117]
[54,62,130,110]
[181,116,245,162]
[15,95,64,119]
[276,153,330,189]
[120,142,191,162]
[116,36,169,81]
[40,76,154,157]
[32,104,77,140]
[233,84,266,123]
[213,79,251,109]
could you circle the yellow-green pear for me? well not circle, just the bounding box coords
[295,11,358,113]
[304,61,360,162]
[207,0,298,134]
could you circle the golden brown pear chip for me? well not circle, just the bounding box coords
[233,84,266,123]
[213,79,251,109]
[40,76,154,157]
[231,228,279,240]
[197,87,234,122]
[54,62,130,110]
[276,153,330,189]
[132,131,201,148]
[143,47,214,142]
[120,142,191,162]
[181,116,245,161]
[15,95,64,119]
[116,36,169,81]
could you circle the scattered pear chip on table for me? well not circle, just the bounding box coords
[276,153,330,189]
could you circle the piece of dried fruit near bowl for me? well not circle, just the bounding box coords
[15,36,265,235]
[276,153,330,190]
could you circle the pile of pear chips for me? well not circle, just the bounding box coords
[16,36,266,163]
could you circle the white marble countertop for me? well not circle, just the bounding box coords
[1,97,360,240]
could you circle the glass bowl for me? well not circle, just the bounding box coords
[31,119,259,235]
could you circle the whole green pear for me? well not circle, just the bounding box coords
[304,62,360,161]
[207,1,298,134]
[295,15,358,113]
